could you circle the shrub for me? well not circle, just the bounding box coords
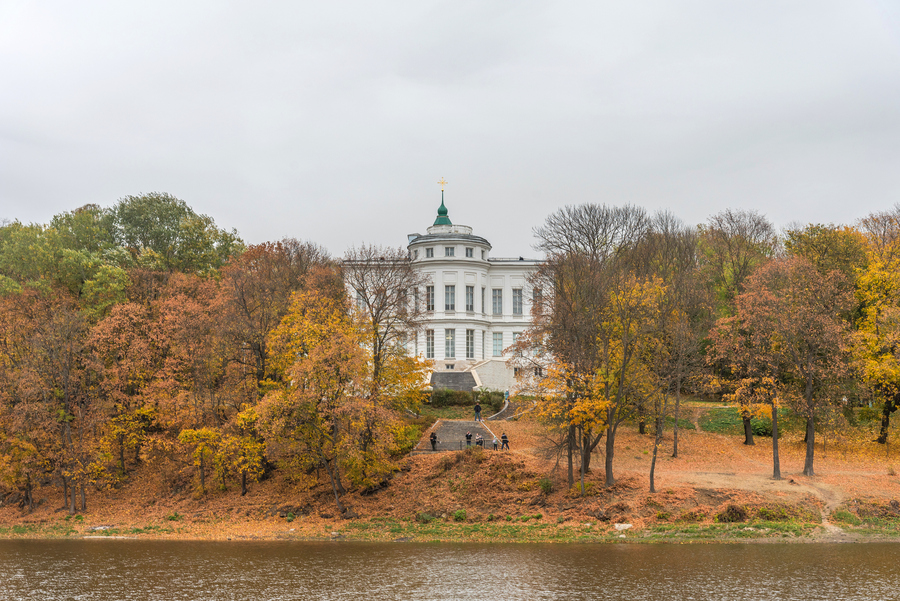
[858,406,880,423]
[431,389,476,407]
[285,512,295,523]
[453,509,467,522]
[676,510,705,523]
[756,506,791,521]
[656,511,671,521]
[415,512,435,524]
[716,505,748,523]
[751,418,773,437]
[568,482,595,497]
[477,390,506,413]
[539,477,553,495]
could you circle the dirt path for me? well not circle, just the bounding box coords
[662,461,856,540]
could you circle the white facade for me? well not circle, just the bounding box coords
[407,202,541,391]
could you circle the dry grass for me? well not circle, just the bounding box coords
[3,414,900,541]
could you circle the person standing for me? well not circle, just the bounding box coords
[492,436,499,451]
[465,431,472,447]
[500,433,509,450]
[430,431,438,451]
[474,402,482,422]
[475,433,484,447]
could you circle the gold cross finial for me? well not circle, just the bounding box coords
[438,177,447,190]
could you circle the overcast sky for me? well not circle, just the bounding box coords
[1,1,899,258]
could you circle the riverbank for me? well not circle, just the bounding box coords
[3,417,900,543]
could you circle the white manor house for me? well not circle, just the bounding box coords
[406,197,542,393]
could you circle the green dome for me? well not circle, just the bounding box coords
[433,195,452,226]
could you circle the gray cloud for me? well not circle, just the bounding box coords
[1,1,898,258]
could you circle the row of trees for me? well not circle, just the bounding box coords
[0,195,428,513]
[517,204,900,492]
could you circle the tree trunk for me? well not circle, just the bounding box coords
[566,425,575,487]
[118,434,126,474]
[742,415,755,445]
[69,477,76,515]
[241,470,248,496]
[771,403,781,480]
[649,417,663,493]
[323,458,346,513]
[605,425,617,487]
[803,416,815,476]
[62,476,69,510]
[199,453,206,494]
[877,398,896,444]
[25,475,34,512]
[672,384,681,458]
[579,428,586,496]
[580,430,603,475]
[80,482,86,512]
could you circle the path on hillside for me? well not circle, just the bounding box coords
[415,419,517,453]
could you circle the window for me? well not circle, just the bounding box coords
[534,367,543,378]
[445,246,455,257]
[465,286,474,312]
[445,329,456,358]
[465,247,473,258]
[512,332,520,344]
[532,288,542,312]
[426,330,434,359]
[481,250,485,259]
[446,364,454,370]
[492,289,503,315]
[444,285,455,311]
[425,247,434,258]
[426,286,434,311]
[466,329,475,359]
[514,367,521,377]
[413,250,418,259]
[512,288,523,315]
[356,290,364,310]
[481,287,485,315]
[492,333,503,357]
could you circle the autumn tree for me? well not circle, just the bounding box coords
[699,211,779,446]
[343,245,431,482]
[852,206,900,443]
[0,290,98,512]
[219,239,331,390]
[713,257,851,476]
[258,286,366,512]
[526,204,664,487]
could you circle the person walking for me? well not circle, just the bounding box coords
[500,433,509,450]
[430,431,438,451]
[465,431,472,447]
[474,402,482,422]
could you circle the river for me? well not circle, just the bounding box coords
[0,540,897,600]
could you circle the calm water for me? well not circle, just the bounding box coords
[0,540,898,600]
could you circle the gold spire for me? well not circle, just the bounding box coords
[438,177,447,190]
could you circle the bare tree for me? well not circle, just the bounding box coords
[529,204,659,487]
[343,245,431,402]
[700,209,779,445]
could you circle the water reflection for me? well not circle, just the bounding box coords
[0,540,897,600]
